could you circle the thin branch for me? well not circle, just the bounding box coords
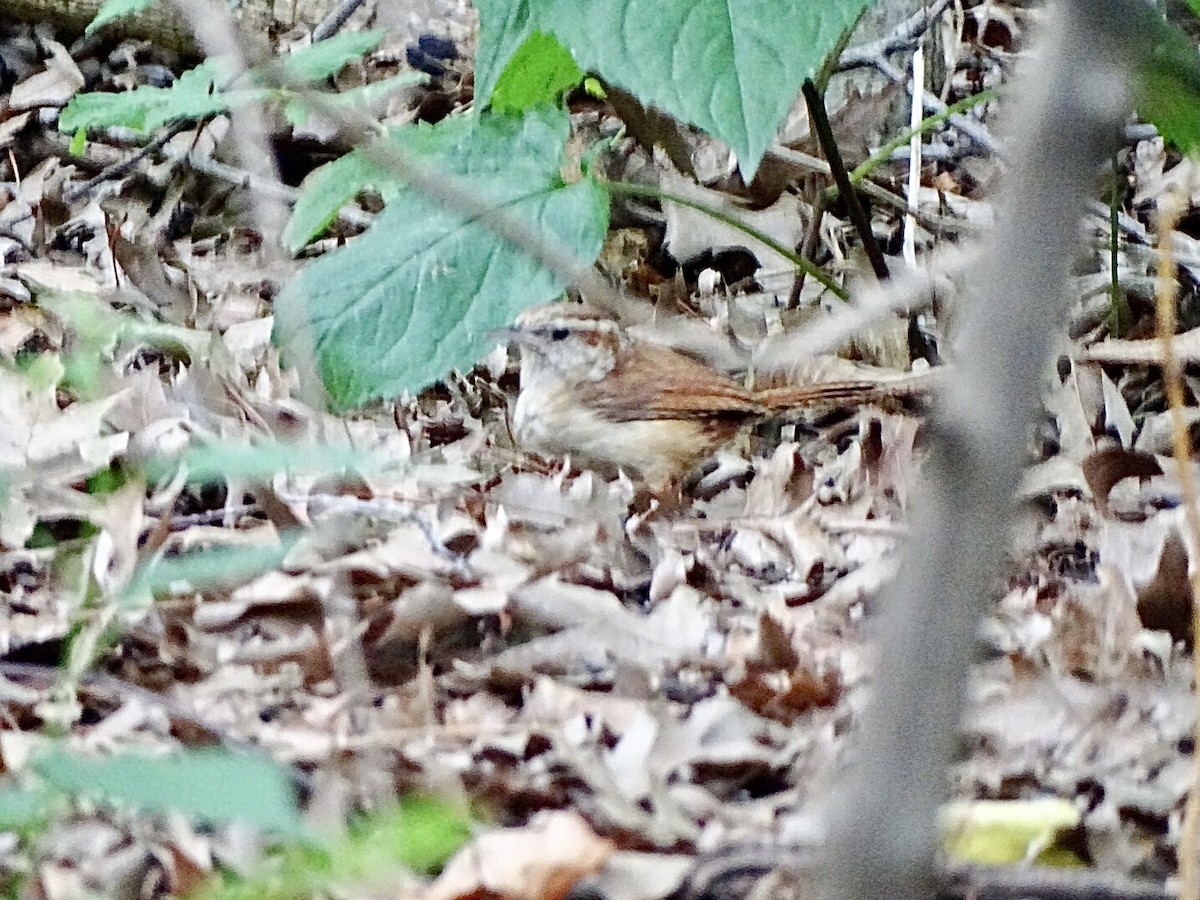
[1154,190,1200,900]
[755,242,979,371]
[788,192,828,308]
[62,120,193,204]
[312,0,367,42]
[1110,153,1125,333]
[802,78,889,281]
[843,88,998,193]
[836,0,956,72]
[768,144,979,238]
[606,179,848,300]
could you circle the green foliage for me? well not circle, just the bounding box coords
[85,0,157,35]
[1131,6,1200,155]
[281,70,429,128]
[60,60,231,133]
[67,127,86,155]
[473,0,536,109]
[0,787,55,830]
[143,439,382,484]
[192,796,471,899]
[489,31,583,113]
[59,30,385,135]
[474,0,875,178]
[84,464,128,495]
[275,106,608,407]
[124,539,297,601]
[283,114,491,252]
[30,287,204,399]
[31,749,307,838]
[277,29,384,82]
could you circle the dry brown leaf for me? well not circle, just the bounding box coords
[424,811,613,900]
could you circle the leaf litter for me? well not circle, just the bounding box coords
[0,0,1196,897]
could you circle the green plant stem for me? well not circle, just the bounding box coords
[802,78,889,281]
[607,179,849,301]
[840,87,998,194]
[1109,151,1123,335]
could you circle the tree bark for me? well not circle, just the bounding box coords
[0,0,341,55]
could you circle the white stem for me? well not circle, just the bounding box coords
[904,42,925,269]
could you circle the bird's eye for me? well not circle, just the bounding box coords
[549,327,570,341]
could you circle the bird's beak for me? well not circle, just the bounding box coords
[488,325,528,346]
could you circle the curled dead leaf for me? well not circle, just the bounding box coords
[424,810,613,900]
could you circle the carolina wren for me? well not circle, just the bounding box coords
[501,302,892,487]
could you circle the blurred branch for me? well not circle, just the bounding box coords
[819,2,1135,898]
[163,0,328,408]
[312,0,367,41]
[755,242,979,370]
[836,0,956,72]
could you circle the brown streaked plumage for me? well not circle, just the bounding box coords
[503,302,921,486]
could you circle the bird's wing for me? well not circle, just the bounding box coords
[579,342,763,421]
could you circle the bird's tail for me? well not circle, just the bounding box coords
[753,369,940,411]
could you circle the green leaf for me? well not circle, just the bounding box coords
[284,152,380,251]
[276,29,385,82]
[382,795,472,873]
[144,439,382,484]
[489,31,583,113]
[60,32,383,136]
[285,110,513,251]
[125,539,296,600]
[275,107,608,407]
[1132,8,1200,155]
[59,60,238,133]
[85,0,157,35]
[190,795,470,900]
[283,70,429,128]
[36,749,307,839]
[474,0,536,109]
[0,788,55,829]
[478,0,876,178]
[941,799,1082,866]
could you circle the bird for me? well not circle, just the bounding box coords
[499,301,906,488]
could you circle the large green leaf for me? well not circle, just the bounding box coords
[476,0,875,178]
[284,113,496,253]
[275,107,608,407]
